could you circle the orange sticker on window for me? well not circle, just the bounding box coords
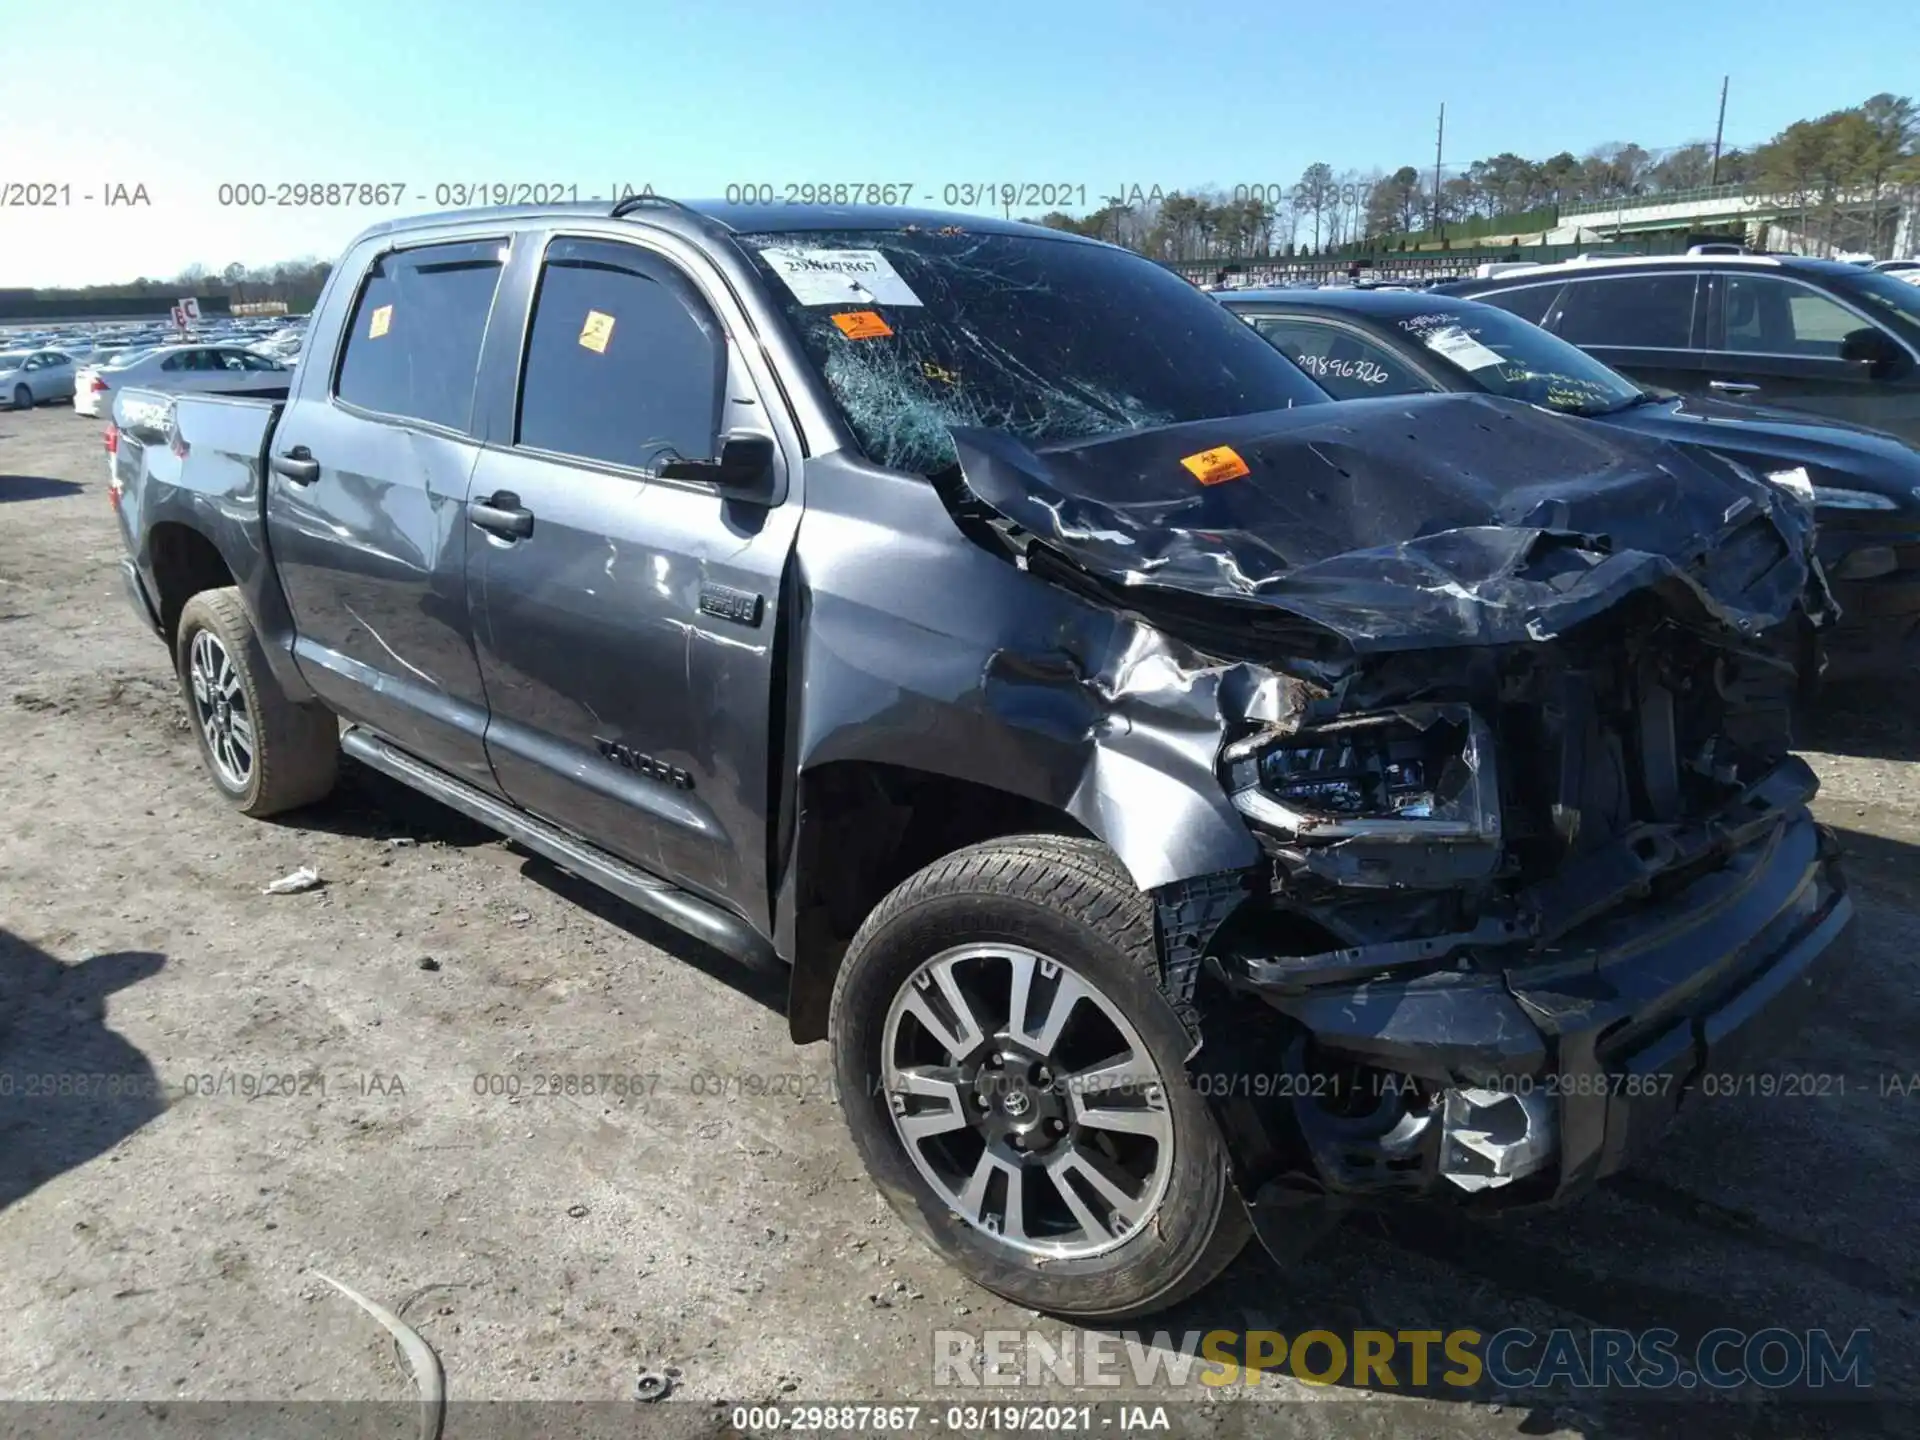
[578,309,615,353]
[1180,445,1250,486]
[831,309,893,340]
[368,304,392,339]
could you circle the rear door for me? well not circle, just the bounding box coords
[465,232,801,930]
[1542,271,1708,395]
[264,236,510,794]
[1696,271,1920,433]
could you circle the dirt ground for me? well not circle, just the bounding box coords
[1,403,1914,1438]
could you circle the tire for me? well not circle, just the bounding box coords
[175,587,338,817]
[830,834,1250,1320]
[11,384,30,410]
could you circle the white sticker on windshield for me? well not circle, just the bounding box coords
[758,247,924,307]
[1423,325,1507,372]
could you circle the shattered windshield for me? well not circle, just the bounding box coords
[1397,304,1647,417]
[738,228,1326,475]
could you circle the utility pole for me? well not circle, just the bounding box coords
[1709,75,1729,185]
[1432,103,1446,242]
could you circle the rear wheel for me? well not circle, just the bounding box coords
[175,587,338,817]
[830,834,1250,1320]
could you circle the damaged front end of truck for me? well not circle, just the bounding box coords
[943,393,1856,1250]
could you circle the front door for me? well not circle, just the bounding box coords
[1697,272,1920,438]
[467,234,800,930]
[265,237,509,793]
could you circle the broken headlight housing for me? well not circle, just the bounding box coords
[1223,706,1501,842]
[1767,466,1898,511]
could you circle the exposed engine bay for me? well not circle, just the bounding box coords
[940,393,1851,1219]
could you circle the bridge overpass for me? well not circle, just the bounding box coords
[1554,180,1917,255]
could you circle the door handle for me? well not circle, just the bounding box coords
[270,446,319,484]
[470,492,535,540]
[1708,380,1761,395]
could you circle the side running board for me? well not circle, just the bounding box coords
[340,726,779,971]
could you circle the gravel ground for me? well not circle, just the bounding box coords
[1,403,1914,1438]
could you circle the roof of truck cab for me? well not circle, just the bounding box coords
[351,199,1105,247]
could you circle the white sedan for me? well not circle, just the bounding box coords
[74,343,293,418]
[2,349,79,408]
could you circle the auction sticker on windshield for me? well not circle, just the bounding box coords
[1181,445,1251,485]
[758,247,924,306]
[1422,324,1506,371]
[830,310,894,340]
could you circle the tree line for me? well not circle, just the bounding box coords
[1032,93,1919,261]
[18,258,333,307]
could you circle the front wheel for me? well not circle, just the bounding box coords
[11,384,29,410]
[829,834,1249,1320]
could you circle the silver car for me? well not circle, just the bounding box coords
[1,349,78,408]
[74,343,291,418]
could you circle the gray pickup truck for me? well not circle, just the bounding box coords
[111,197,1855,1320]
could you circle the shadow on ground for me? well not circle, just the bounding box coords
[0,475,84,503]
[1800,676,1920,763]
[512,850,789,1016]
[0,929,167,1211]
[280,755,499,848]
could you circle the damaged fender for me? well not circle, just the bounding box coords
[780,455,1275,900]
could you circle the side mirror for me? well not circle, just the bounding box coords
[1839,326,1902,377]
[659,431,777,503]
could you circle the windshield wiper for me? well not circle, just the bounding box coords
[1592,391,1665,416]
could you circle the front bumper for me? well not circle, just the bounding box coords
[1234,801,1853,1210]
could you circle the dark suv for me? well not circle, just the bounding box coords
[1438,255,1920,443]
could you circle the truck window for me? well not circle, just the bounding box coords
[335,239,505,433]
[514,238,725,472]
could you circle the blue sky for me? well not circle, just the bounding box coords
[2,0,1902,286]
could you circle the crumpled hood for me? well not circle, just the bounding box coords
[951,392,1823,657]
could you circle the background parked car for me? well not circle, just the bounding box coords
[1436,255,1920,443]
[73,344,292,418]
[1220,286,1920,681]
[0,349,78,408]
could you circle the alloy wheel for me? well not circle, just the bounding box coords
[187,628,254,789]
[880,943,1175,1259]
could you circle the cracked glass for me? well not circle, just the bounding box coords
[738,228,1326,476]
